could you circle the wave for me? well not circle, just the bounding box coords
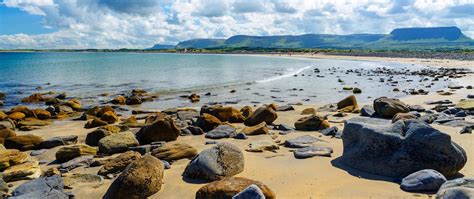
[256,65,313,83]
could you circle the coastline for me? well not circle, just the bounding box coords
[1,54,473,199]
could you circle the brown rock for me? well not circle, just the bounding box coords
[337,95,359,113]
[85,125,120,146]
[121,116,144,128]
[111,96,126,105]
[244,105,278,126]
[373,97,410,118]
[103,155,164,199]
[55,144,97,163]
[241,122,269,135]
[295,115,330,131]
[0,149,28,170]
[196,177,276,199]
[4,135,43,151]
[0,111,7,120]
[21,93,44,103]
[101,111,118,124]
[196,113,222,132]
[201,105,245,123]
[8,112,25,121]
[189,93,200,103]
[17,117,52,127]
[2,160,41,182]
[84,118,108,129]
[0,128,16,144]
[66,99,81,110]
[136,116,180,144]
[33,109,51,120]
[151,143,197,162]
[98,151,142,176]
[392,113,417,123]
[300,108,316,115]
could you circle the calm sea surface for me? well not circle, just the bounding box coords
[0,52,454,109]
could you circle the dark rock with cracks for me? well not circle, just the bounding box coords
[10,175,70,199]
[341,117,467,178]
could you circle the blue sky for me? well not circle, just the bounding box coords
[0,0,473,49]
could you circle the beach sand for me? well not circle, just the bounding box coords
[5,56,474,199]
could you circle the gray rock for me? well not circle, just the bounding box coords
[400,169,447,192]
[58,155,94,173]
[273,124,293,131]
[128,143,164,155]
[409,105,426,112]
[436,178,474,199]
[320,126,338,136]
[419,114,437,124]
[360,105,376,117]
[177,110,199,121]
[98,132,139,154]
[205,125,236,139]
[40,135,78,149]
[183,142,244,181]
[460,126,472,134]
[341,118,467,178]
[185,126,204,135]
[10,175,69,199]
[232,184,265,199]
[234,133,248,140]
[0,174,7,197]
[30,149,48,156]
[294,146,333,159]
[276,105,295,111]
[284,135,324,148]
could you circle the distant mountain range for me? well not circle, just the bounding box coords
[150,27,474,50]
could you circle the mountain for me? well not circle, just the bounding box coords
[149,44,175,50]
[150,26,474,50]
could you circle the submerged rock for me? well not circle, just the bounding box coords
[341,118,467,178]
[184,142,244,181]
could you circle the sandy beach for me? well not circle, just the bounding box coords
[1,55,473,199]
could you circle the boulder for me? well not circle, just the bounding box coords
[136,116,180,144]
[184,142,244,181]
[400,169,447,192]
[232,184,265,199]
[40,135,78,149]
[85,125,121,146]
[373,97,410,118]
[337,95,359,113]
[436,178,474,198]
[100,111,118,124]
[2,161,41,182]
[196,177,276,199]
[244,105,278,126]
[205,125,237,139]
[21,93,45,103]
[196,113,222,132]
[66,99,81,110]
[9,175,69,199]
[98,132,139,154]
[341,118,467,178]
[0,128,16,144]
[294,115,330,131]
[4,134,44,151]
[201,105,245,123]
[0,149,28,170]
[151,143,198,162]
[98,151,142,176]
[17,117,52,127]
[84,118,108,129]
[55,144,97,163]
[294,146,333,159]
[241,122,269,135]
[103,155,164,199]
[0,111,7,120]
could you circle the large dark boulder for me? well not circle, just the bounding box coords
[341,117,467,178]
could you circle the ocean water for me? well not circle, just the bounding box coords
[0,52,454,110]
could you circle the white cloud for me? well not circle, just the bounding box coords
[0,0,473,49]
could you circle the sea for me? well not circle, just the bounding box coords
[0,52,455,110]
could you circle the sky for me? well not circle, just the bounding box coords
[0,0,473,49]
